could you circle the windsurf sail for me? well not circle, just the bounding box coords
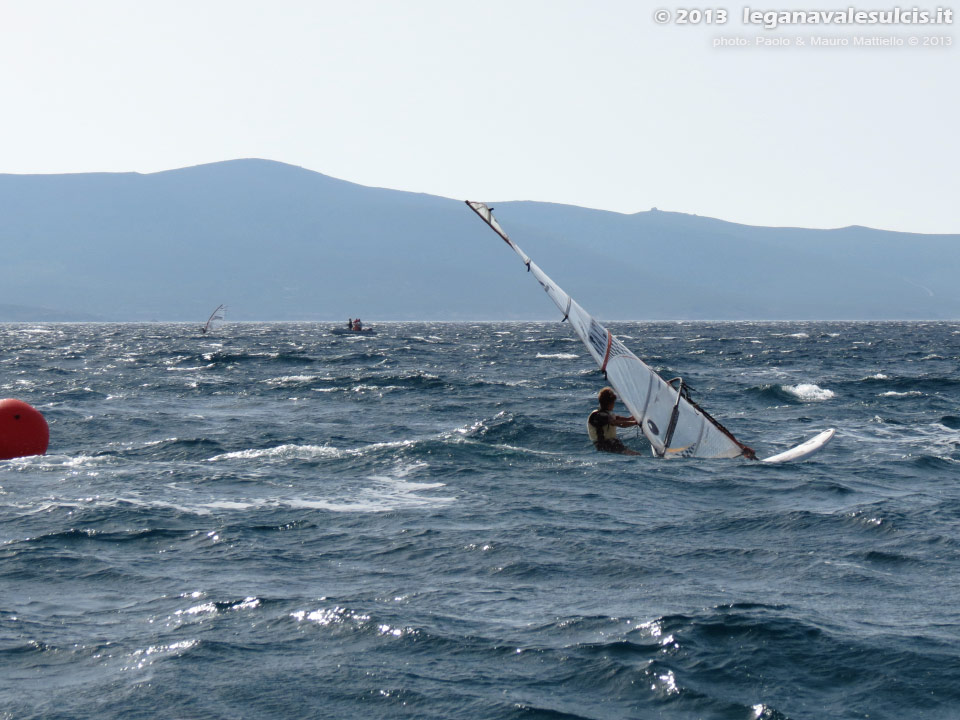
[202,304,226,334]
[466,201,755,460]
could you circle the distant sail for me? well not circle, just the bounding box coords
[202,304,226,334]
[466,201,754,459]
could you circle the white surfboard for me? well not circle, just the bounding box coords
[760,428,835,464]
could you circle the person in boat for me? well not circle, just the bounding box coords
[353,318,363,331]
[588,387,641,455]
[347,318,353,329]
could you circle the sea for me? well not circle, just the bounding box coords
[1,321,959,720]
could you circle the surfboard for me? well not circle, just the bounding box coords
[760,428,835,464]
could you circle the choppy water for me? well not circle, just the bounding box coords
[2,321,959,720]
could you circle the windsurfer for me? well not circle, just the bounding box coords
[588,387,641,455]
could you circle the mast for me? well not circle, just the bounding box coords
[203,304,226,334]
[466,201,754,459]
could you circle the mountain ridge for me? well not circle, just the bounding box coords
[1,159,957,321]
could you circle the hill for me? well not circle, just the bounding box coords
[1,159,957,320]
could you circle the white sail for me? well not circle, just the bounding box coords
[466,201,754,460]
[203,304,226,334]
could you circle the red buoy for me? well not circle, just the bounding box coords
[0,399,49,460]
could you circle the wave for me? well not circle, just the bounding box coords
[842,376,960,402]
[690,508,895,538]
[200,350,316,366]
[209,443,342,461]
[5,321,960,720]
[757,383,836,402]
[252,607,782,717]
[166,363,216,372]
[535,353,579,360]
[647,603,959,711]
[263,374,323,386]
[782,383,835,401]
[90,436,228,461]
[910,454,959,470]
[444,411,575,454]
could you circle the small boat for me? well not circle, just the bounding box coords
[331,326,377,336]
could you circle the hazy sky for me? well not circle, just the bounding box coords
[1,0,957,233]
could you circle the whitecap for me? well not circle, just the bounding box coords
[389,461,429,478]
[535,353,579,360]
[783,383,835,401]
[264,374,319,385]
[202,500,258,511]
[176,603,217,617]
[284,480,454,512]
[46,454,111,469]
[124,639,199,671]
[291,606,369,627]
[450,419,487,436]
[208,444,342,461]
[409,335,444,343]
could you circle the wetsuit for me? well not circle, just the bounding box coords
[587,409,629,453]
